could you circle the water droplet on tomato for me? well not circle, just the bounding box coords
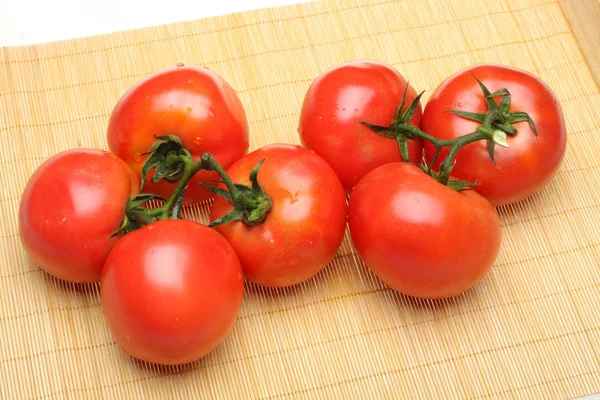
[188,79,194,84]
[168,104,173,109]
[208,109,214,118]
[125,335,130,341]
[290,192,299,204]
[175,317,179,322]
[186,107,192,113]
[61,217,67,223]
[133,153,143,163]
[354,108,358,112]
[332,116,337,121]
[148,226,153,231]
[118,129,130,144]
[269,238,275,244]
[193,136,202,145]
[176,62,184,67]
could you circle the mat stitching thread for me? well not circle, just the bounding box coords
[0,0,556,66]
[4,279,599,367]
[0,119,597,175]
[0,211,598,285]
[471,369,600,399]
[500,203,600,228]
[0,63,591,134]
[0,52,580,100]
[257,327,600,399]
[25,284,597,398]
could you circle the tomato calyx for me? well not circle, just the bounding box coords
[112,136,205,236]
[447,74,538,166]
[361,84,425,162]
[200,155,273,227]
[113,135,273,234]
[362,75,539,191]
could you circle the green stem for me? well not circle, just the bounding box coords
[157,156,199,219]
[199,153,255,209]
[199,152,273,227]
[437,131,488,184]
[114,135,273,235]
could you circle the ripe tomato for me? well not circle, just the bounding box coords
[19,149,139,283]
[299,60,423,192]
[107,64,249,205]
[421,64,566,206]
[101,219,244,365]
[348,163,501,299]
[210,144,347,287]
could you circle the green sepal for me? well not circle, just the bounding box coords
[361,83,423,161]
[472,74,497,111]
[417,161,478,193]
[209,208,244,227]
[487,140,498,167]
[447,179,479,192]
[488,88,510,99]
[447,110,487,123]
[396,136,409,162]
[205,159,272,227]
[250,159,266,194]
[110,193,166,237]
[140,135,191,189]
[509,111,538,137]
[360,122,397,138]
[494,123,517,135]
[401,90,425,123]
[201,183,233,202]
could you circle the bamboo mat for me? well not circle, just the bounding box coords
[1,0,600,398]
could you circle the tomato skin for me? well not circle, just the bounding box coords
[299,60,423,192]
[18,149,139,283]
[210,144,347,287]
[101,219,244,365]
[421,64,566,206]
[107,65,249,205]
[348,163,501,299]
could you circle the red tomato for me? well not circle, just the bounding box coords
[421,64,566,206]
[299,60,423,192]
[19,149,139,283]
[210,144,347,287]
[107,64,249,205]
[101,219,244,365]
[348,163,501,299]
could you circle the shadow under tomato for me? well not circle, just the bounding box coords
[40,270,101,298]
[242,268,326,299]
[350,259,483,315]
[126,355,200,376]
[122,337,238,379]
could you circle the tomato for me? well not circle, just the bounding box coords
[107,64,249,205]
[348,163,501,299]
[18,149,139,283]
[101,219,244,365]
[210,144,347,287]
[299,59,423,192]
[421,64,566,206]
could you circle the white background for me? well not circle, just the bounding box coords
[0,0,308,47]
